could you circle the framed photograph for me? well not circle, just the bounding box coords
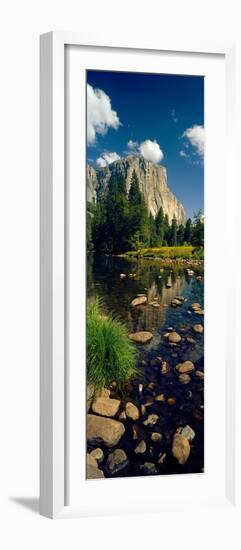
[40,32,239,518]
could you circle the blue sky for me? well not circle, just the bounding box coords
[87,70,204,219]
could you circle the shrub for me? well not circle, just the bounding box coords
[87,298,138,390]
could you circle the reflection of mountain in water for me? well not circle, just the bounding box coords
[129,277,185,334]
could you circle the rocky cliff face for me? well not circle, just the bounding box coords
[87,155,185,224]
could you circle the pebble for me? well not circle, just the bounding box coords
[195,370,204,379]
[172,434,191,465]
[192,324,204,334]
[167,397,176,405]
[177,425,195,442]
[129,331,153,344]
[143,414,159,426]
[179,373,191,384]
[151,432,162,443]
[134,440,147,454]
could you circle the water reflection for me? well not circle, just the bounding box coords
[87,254,203,340]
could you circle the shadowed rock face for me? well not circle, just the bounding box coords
[87,155,186,224]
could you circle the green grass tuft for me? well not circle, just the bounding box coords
[87,298,138,391]
[125,245,204,259]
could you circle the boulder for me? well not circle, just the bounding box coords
[92,397,121,417]
[134,440,147,454]
[167,332,181,344]
[87,414,125,447]
[131,296,147,307]
[106,449,129,475]
[129,331,153,344]
[125,402,140,421]
[192,324,204,334]
[172,434,190,465]
[176,360,195,374]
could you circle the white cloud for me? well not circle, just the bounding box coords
[138,139,164,163]
[182,125,204,157]
[179,150,188,158]
[87,84,121,145]
[127,139,139,150]
[96,152,121,168]
[171,109,178,123]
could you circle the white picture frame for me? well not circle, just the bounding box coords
[40,31,239,519]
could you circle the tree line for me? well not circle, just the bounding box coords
[87,170,204,254]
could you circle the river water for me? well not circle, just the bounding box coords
[87,254,204,476]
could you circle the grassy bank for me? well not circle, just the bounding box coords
[87,298,138,391]
[124,246,204,260]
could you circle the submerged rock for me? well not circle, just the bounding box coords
[134,440,147,454]
[140,462,157,475]
[92,397,121,418]
[131,296,147,307]
[167,331,181,344]
[179,373,191,384]
[87,414,125,447]
[172,433,191,465]
[192,324,204,334]
[143,414,159,426]
[107,449,129,475]
[195,370,204,379]
[129,331,153,344]
[151,432,162,443]
[176,360,195,374]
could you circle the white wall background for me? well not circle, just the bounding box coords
[0,1,241,548]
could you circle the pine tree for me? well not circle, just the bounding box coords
[177,223,185,246]
[170,217,177,246]
[155,206,164,246]
[184,218,192,244]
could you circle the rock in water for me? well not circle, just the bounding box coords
[172,434,190,465]
[192,324,204,334]
[177,425,195,442]
[87,156,186,223]
[92,397,121,417]
[175,361,195,374]
[179,373,191,384]
[167,331,181,344]
[129,331,153,344]
[87,415,125,447]
[125,402,140,421]
[107,449,129,475]
[131,296,147,307]
[134,440,147,454]
[143,414,159,426]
